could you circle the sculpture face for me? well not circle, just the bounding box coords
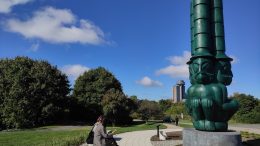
[190,58,214,84]
[188,63,195,84]
[217,60,233,85]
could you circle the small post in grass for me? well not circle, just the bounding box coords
[156,125,160,137]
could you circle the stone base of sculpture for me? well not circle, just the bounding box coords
[183,128,242,146]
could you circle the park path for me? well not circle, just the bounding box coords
[82,123,260,146]
[82,123,182,146]
[229,124,260,134]
[110,123,260,146]
[179,121,260,134]
[112,123,182,146]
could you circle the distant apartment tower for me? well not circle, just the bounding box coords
[172,80,185,103]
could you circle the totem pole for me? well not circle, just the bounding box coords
[186,0,239,131]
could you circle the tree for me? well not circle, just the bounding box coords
[158,99,173,112]
[129,95,138,104]
[102,89,133,126]
[72,67,123,122]
[0,57,70,129]
[165,102,190,120]
[231,93,260,123]
[137,100,163,122]
[128,95,139,119]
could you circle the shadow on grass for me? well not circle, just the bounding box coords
[243,139,260,146]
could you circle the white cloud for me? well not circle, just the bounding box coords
[156,51,237,78]
[156,51,191,78]
[230,55,239,64]
[29,42,39,52]
[136,76,163,87]
[61,64,90,80]
[156,65,189,78]
[0,0,32,13]
[167,51,191,65]
[5,7,107,45]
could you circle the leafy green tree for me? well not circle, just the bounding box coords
[231,93,260,123]
[72,67,123,122]
[158,99,173,112]
[0,57,70,128]
[129,95,138,104]
[250,103,260,123]
[102,89,133,126]
[137,100,163,122]
[166,102,190,120]
[128,95,139,119]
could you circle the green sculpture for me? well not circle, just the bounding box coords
[186,0,239,131]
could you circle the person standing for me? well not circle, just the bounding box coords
[175,115,179,126]
[93,116,112,146]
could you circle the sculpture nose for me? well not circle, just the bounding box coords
[198,65,202,72]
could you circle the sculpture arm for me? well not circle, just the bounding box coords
[187,86,201,108]
[185,98,192,115]
[222,99,239,111]
[222,99,239,121]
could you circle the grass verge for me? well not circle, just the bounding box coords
[0,122,165,146]
[178,123,193,128]
[108,121,166,134]
[241,131,260,146]
[0,127,89,146]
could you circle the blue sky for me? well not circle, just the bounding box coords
[0,0,259,100]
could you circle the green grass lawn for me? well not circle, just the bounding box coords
[179,123,193,128]
[0,122,165,146]
[178,119,193,128]
[0,127,89,146]
[107,121,166,134]
[240,131,260,146]
[178,119,192,123]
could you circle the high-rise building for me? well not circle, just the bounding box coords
[172,80,185,103]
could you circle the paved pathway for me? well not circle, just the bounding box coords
[229,124,260,134]
[82,123,260,146]
[81,124,182,146]
[179,121,260,134]
[113,124,182,146]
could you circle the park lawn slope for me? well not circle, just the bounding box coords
[108,121,166,134]
[0,127,89,146]
[0,122,165,146]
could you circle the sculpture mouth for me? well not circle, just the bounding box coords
[195,73,213,84]
[218,75,233,85]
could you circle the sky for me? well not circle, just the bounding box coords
[0,0,259,100]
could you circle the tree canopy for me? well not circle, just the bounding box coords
[72,67,129,123]
[231,93,260,123]
[0,57,70,129]
[158,99,173,112]
[102,89,133,125]
[137,100,163,122]
[165,102,190,120]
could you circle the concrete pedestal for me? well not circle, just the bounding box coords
[183,128,242,146]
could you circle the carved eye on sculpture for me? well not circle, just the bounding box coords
[189,65,194,74]
[226,63,231,70]
[223,65,227,71]
[202,62,210,70]
[192,63,199,73]
[220,61,231,72]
